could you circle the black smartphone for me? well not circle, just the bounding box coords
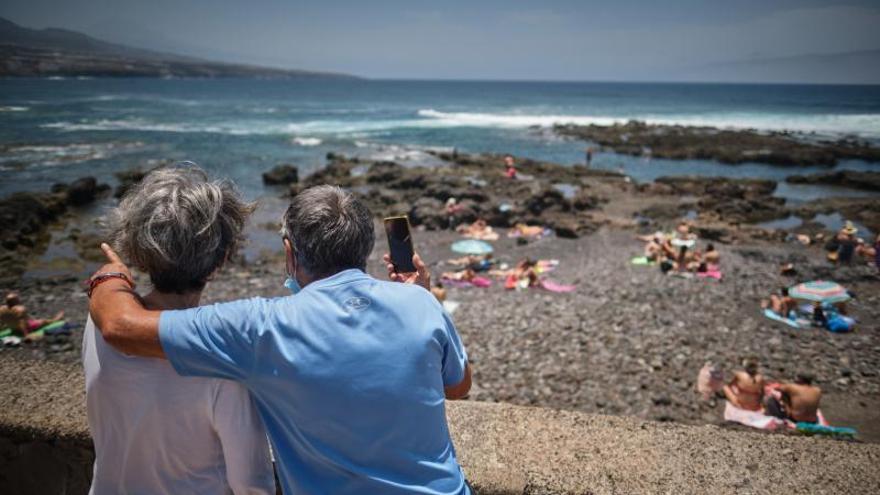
[384,215,416,273]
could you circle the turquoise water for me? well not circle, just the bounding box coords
[1,79,879,198]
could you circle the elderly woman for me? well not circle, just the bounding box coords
[81,165,275,494]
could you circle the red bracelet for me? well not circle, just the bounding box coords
[84,272,135,298]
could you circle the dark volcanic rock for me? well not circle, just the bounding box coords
[555,121,880,166]
[262,164,299,186]
[65,177,101,206]
[114,168,148,198]
[652,176,786,224]
[787,170,880,192]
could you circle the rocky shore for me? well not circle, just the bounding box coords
[2,151,879,442]
[555,120,880,166]
[787,170,880,191]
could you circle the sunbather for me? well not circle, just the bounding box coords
[761,287,796,318]
[441,268,477,282]
[509,223,545,238]
[504,155,517,179]
[765,374,822,424]
[644,236,663,261]
[722,358,765,411]
[431,282,447,302]
[457,219,498,241]
[703,243,719,266]
[0,292,64,337]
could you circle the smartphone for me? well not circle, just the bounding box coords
[384,215,416,273]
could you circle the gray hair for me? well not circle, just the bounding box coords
[108,163,255,293]
[282,185,374,277]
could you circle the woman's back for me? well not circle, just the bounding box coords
[83,317,274,494]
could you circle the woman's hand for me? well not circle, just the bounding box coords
[383,253,431,291]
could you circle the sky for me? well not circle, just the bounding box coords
[2,0,880,82]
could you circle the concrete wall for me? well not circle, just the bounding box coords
[2,356,879,494]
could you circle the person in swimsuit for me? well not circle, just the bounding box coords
[762,287,796,318]
[503,155,517,179]
[703,243,719,267]
[765,374,822,424]
[722,358,765,411]
[0,292,64,337]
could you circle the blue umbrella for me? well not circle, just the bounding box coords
[451,239,494,255]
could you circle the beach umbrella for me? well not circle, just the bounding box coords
[789,280,851,304]
[451,239,493,255]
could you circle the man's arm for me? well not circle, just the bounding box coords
[445,363,472,400]
[89,244,164,358]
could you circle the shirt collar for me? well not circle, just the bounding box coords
[305,268,371,291]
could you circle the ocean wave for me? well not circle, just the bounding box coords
[0,141,144,169]
[292,137,322,146]
[416,109,880,138]
[42,119,272,135]
[0,106,29,112]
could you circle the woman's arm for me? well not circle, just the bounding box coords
[88,244,164,358]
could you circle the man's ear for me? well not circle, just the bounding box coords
[283,238,296,275]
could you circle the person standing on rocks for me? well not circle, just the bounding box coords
[585,147,593,167]
[82,165,275,494]
[504,154,518,179]
[86,184,474,495]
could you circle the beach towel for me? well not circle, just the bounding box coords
[535,259,559,273]
[630,256,655,266]
[539,280,576,293]
[697,268,723,280]
[441,276,492,288]
[723,401,786,430]
[795,422,856,439]
[762,308,808,329]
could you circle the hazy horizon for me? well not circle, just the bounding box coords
[2,0,880,84]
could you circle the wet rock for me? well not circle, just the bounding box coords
[65,177,102,206]
[555,120,880,166]
[787,170,880,192]
[262,164,299,185]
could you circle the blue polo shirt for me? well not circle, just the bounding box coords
[159,269,469,495]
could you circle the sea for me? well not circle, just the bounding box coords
[2,78,880,202]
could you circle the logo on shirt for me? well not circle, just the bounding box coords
[344,296,372,312]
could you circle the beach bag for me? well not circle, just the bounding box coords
[826,315,854,333]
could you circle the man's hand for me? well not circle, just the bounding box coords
[383,253,431,291]
[92,243,133,283]
[89,243,164,358]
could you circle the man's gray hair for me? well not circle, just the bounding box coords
[282,185,375,277]
[108,164,255,293]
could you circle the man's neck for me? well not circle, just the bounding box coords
[142,289,202,311]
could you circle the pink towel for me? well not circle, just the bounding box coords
[697,269,722,280]
[723,401,786,430]
[540,280,576,293]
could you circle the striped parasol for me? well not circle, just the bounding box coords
[788,280,851,304]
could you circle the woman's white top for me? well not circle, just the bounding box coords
[82,316,275,494]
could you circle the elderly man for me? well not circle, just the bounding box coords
[88,185,473,495]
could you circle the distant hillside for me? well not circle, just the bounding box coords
[0,17,357,79]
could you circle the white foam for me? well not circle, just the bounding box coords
[0,142,144,168]
[292,137,322,146]
[416,108,880,139]
[0,106,29,112]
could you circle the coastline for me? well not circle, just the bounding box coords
[2,151,878,443]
